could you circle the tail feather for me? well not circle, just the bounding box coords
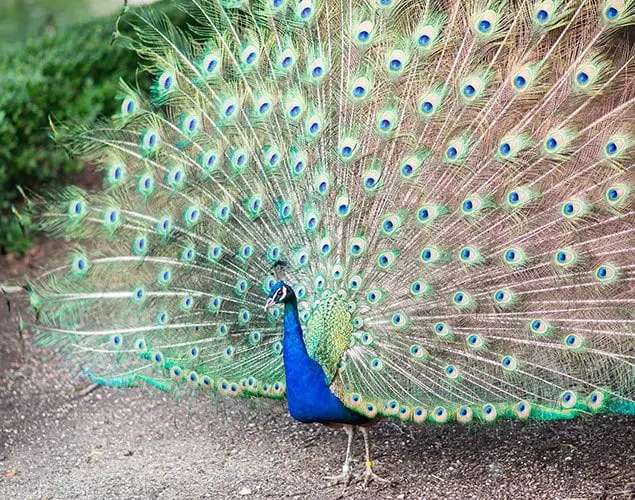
[27,0,635,423]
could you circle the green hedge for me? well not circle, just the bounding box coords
[0,1,189,254]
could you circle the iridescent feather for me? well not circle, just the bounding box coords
[25,0,635,437]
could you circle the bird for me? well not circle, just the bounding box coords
[20,0,635,487]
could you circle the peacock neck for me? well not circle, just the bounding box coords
[282,298,307,360]
[281,297,325,395]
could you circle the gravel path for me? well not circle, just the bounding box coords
[1,244,634,499]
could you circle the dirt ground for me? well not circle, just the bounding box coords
[0,236,634,499]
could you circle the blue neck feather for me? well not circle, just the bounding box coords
[281,298,368,425]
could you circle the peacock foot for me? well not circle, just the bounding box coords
[324,467,352,486]
[360,462,388,488]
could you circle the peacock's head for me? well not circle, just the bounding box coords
[264,281,295,311]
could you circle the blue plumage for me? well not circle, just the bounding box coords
[279,289,368,426]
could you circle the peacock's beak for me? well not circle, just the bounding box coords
[264,297,276,312]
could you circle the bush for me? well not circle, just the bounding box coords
[0,1,189,254]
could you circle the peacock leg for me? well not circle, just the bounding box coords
[359,426,388,487]
[324,424,354,485]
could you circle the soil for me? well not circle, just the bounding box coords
[0,171,633,499]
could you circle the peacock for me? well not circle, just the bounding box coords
[19,0,635,487]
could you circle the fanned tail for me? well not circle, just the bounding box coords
[27,0,635,422]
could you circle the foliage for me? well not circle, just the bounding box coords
[0,1,188,254]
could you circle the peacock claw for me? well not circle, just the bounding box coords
[361,465,389,488]
[324,471,352,486]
